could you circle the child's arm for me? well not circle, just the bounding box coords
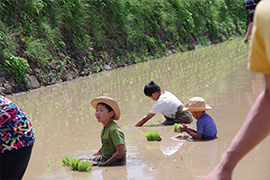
[186,128,202,139]
[98,144,125,166]
[93,149,102,156]
[134,113,155,126]
[179,124,202,139]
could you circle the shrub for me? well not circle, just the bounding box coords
[1,56,30,84]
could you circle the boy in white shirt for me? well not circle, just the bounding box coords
[134,81,193,126]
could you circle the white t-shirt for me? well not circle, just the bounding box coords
[149,91,183,119]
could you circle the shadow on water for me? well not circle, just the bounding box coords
[10,39,270,180]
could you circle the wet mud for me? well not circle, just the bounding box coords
[9,39,270,180]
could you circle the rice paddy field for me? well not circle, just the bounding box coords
[9,38,270,180]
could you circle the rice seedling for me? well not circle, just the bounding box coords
[146,131,162,141]
[62,156,92,172]
[71,158,80,171]
[78,161,92,172]
[62,156,73,166]
[173,123,183,132]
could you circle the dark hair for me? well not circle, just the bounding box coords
[144,81,161,96]
[245,3,256,10]
[97,102,113,112]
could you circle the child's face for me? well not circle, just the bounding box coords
[95,104,114,125]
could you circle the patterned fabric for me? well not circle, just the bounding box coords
[0,96,35,153]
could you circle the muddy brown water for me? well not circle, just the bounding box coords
[9,39,270,180]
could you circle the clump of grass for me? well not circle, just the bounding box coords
[173,123,183,132]
[146,131,162,141]
[61,156,92,172]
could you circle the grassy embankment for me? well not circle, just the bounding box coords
[0,0,247,92]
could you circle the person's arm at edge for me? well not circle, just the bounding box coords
[204,74,270,180]
[244,22,253,44]
[98,144,125,166]
[134,113,155,126]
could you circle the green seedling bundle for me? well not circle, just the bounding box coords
[174,123,183,132]
[146,131,162,141]
[62,156,92,172]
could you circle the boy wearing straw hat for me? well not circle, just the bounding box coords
[178,97,217,140]
[88,96,126,166]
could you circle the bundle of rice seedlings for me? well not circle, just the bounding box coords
[146,131,162,141]
[61,156,92,172]
[78,161,92,172]
[62,156,73,166]
[71,158,80,171]
[173,123,183,132]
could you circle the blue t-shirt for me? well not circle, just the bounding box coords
[196,113,217,139]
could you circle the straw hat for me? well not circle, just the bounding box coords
[91,96,120,120]
[183,97,212,112]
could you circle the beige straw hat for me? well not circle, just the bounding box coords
[183,97,212,112]
[91,96,120,120]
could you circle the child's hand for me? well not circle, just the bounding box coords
[178,123,188,132]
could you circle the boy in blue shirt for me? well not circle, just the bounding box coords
[178,97,217,140]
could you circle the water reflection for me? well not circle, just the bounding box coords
[8,39,270,180]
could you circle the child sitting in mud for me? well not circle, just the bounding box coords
[81,96,126,166]
[134,81,193,126]
[177,97,217,140]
